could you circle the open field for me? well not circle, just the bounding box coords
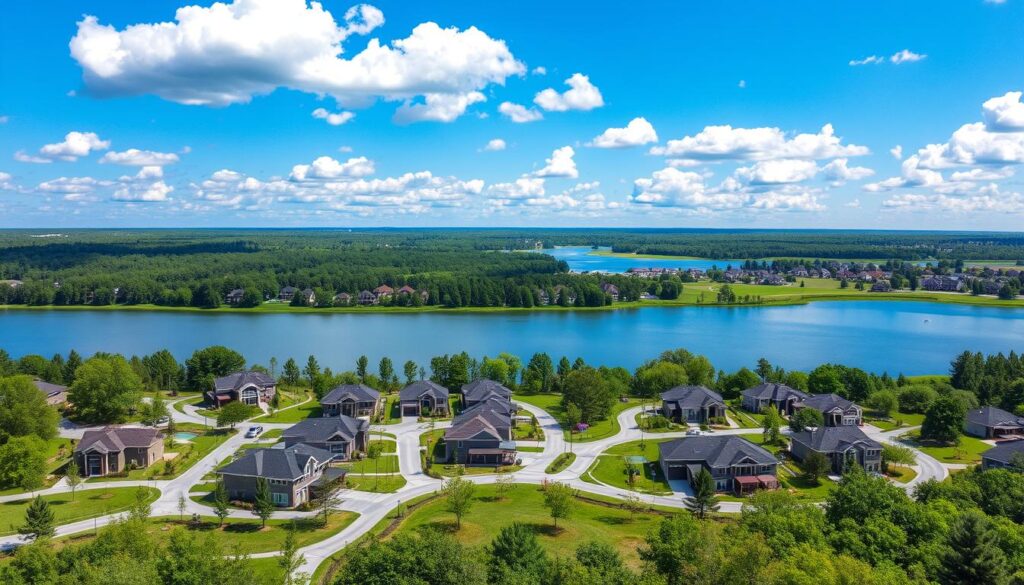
[900,432,992,464]
[0,487,159,536]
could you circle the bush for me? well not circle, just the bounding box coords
[644,415,671,429]
[898,385,938,414]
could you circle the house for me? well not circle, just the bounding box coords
[33,379,68,406]
[443,398,516,466]
[921,276,964,292]
[741,382,809,415]
[397,285,416,296]
[73,427,164,477]
[870,280,892,293]
[282,415,369,460]
[225,288,245,305]
[658,436,779,495]
[398,380,450,417]
[320,384,381,418]
[278,286,298,301]
[207,371,276,408]
[373,285,394,300]
[299,288,316,305]
[794,394,863,426]
[964,406,1024,439]
[358,290,378,305]
[217,443,334,507]
[600,283,620,301]
[461,378,513,408]
[981,439,1024,471]
[333,292,353,306]
[660,385,726,424]
[789,425,882,474]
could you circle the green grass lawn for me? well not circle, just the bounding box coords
[172,394,205,415]
[260,428,283,440]
[517,446,544,453]
[635,412,685,433]
[901,432,991,464]
[252,400,322,423]
[546,452,576,474]
[513,393,640,443]
[381,395,402,424]
[245,557,285,584]
[390,483,666,568]
[864,411,926,431]
[344,475,407,493]
[89,426,234,481]
[343,454,399,474]
[886,465,918,483]
[581,439,673,495]
[0,487,159,536]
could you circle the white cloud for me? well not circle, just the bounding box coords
[651,124,868,164]
[14,152,52,164]
[70,1,523,123]
[498,101,542,123]
[532,146,578,178]
[37,176,102,194]
[23,131,111,163]
[337,145,354,153]
[0,172,13,190]
[100,148,180,166]
[882,190,1024,213]
[312,108,356,126]
[290,156,375,181]
[735,159,819,185]
[845,199,861,208]
[111,166,173,202]
[982,91,1024,131]
[821,158,874,183]
[631,167,739,210]
[533,73,603,112]
[890,145,903,159]
[890,49,926,64]
[488,177,546,200]
[393,91,485,124]
[531,66,547,75]
[588,117,658,148]
[749,189,826,212]
[850,50,926,66]
[483,138,506,151]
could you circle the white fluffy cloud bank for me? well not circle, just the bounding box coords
[17,131,110,163]
[533,73,603,112]
[589,117,658,148]
[70,1,523,123]
[651,124,868,165]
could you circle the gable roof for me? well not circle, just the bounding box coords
[399,380,449,402]
[458,397,514,420]
[213,371,275,395]
[75,427,161,454]
[789,425,882,453]
[659,436,776,467]
[797,393,859,413]
[461,378,512,402]
[218,443,333,481]
[660,385,725,409]
[321,383,380,405]
[741,382,809,402]
[33,379,68,399]
[282,415,368,444]
[445,413,504,441]
[982,439,1024,465]
[966,405,1024,429]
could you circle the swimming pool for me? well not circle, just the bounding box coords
[173,432,198,441]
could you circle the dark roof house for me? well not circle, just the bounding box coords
[659,436,779,495]
[461,378,512,408]
[209,371,276,407]
[741,382,809,415]
[789,425,882,474]
[398,380,450,417]
[660,385,726,424]
[320,384,381,418]
[33,379,68,406]
[982,439,1024,471]
[74,427,164,477]
[282,415,369,460]
[964,406,1024,439]
[794,393,863,426]
[218,443,334,508]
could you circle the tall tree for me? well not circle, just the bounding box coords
[378,357,395,391]
[921,396,967,444]
[282,358,301,386]
[303,355,320,387]
[761,406,784,446]
[253,477,274,527]
[489,523,549,584]
[356,355,369,382]
[19,496,55,539]
[184,346,245,392]
[403,360,418,384]
[213,480,230,527]
[522,352,554,394]
[216,401,251,428]
[561,367,613,424]
[542,482,575,529]
[939,510,1009,585]
[684,467,719,519]
[443,476,475,529]
[63,349,83,384]
[0,375,59,440]
[69,355,143,423]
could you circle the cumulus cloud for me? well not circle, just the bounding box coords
[533,73,603,112]
[100,148,180,166]
[483,138,506,151]
[488,177,546,200]
[290,155,375,181]
[392,91,485,124]
[735,159,819,185]
[651,124,868,165]
[37,176,103,194]
[630,166,827,214]
[982,91,1024,131]
[532,146,578,178]
[882,190,1024,213]
[821,158,874,183]
[112,166,174,202]
[70,1,523,123]
[498,102,542,123]
[19,131,110,163]
[312,108,356,126]
[531,66,546,75]
[850,49,926,66]
[588,117,658,148]
[890,145,903,160]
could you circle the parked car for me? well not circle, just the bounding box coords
[155,416,170,426]
[245,425,264,438]
[685,429,703,436]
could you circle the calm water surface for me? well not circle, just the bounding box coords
[2,301,1022,375]
[546,246,745,273]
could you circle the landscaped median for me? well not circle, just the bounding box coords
[0,487,160,536]
[513,392,641,442]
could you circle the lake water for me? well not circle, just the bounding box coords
[546,246,745,273]
[2,301,1022,375]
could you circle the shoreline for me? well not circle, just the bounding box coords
[1,289,1022,316]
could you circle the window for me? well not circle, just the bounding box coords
[272,492,289,505]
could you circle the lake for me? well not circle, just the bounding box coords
[2,301,1022,375]
[546,246,745,273]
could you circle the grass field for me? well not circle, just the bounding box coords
[387,483,666,568]
[546,452,576,474]
[0,487,159,536]
[513,393,640,442]
[581,439,673,495]
[900,432,992,464]
[344,475,407,493]
[343,454,399,474]
[864,411,926,431]
[253,400,322,423]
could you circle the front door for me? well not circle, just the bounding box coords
[86,453,103,476]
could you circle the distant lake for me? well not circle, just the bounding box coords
[2,301,1022,375]
[546,246,745,273]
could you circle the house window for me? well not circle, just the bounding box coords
[272,492,289,505]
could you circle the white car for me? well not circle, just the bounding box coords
[245,426,263,438]
[685,429,703,436]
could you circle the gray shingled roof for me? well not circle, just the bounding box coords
[283,415,368,444]
[75,427,161,454]
[461,379,512,402]
[982,439,1024,465]
[797,393,857,413]
[741,382,809,402]
[213,371,275,396]
[659,436,776,467]
[33,379,67,398]
[660,385,724,409]
[445,414,504,441]
[966,405,1024,429]
[458,397,513,421]
[218,443,333,481]
[399,380,449,402]
[321,383,380,405]
[789,425,881,453]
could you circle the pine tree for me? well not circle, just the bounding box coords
[19,495,55,538]
[939,510,1009,585]
[489,522,549,584]
[253,477,275,528]
[684,467,720,519]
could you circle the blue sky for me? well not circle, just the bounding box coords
[1,0,1023,228]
